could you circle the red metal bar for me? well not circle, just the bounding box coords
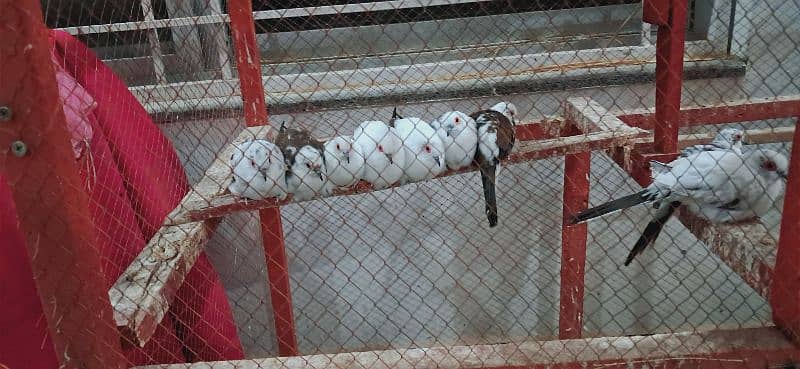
[228,0,299,356]
[642,0,670,25]
[558,124,590,339]
[770,119,800,344]
[0,1,126,368]
[653,0,688,154]
[618,97,800,129]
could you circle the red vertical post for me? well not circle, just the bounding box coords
[0,1,126,368]
[770,120,800,344]
[652,0,688,154]
[559,124,591,339]
[228,0,299,356]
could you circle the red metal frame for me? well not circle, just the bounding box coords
[558,123,590,339]
[652,0,687,155]
[0,1,126,367]
[770,119,800,344]
[228,0,299,356]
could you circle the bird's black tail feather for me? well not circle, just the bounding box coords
[570,189,652,224]
[624,201,680,266]
[480,164,499,227]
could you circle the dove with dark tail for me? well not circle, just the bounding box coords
[389,106,403,127]
[471,108,515,227]
[623,201,680,266]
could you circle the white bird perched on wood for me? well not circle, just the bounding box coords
[394,117,447,183]
[324,135,365,188]
[353,120,407,189]
[571,148,788,265]
[680,127,746,157]
[286,145,333,201]
[490,101,519,125]
[229,139,288,200]
[430,111,478,170]
[472,105,516,227]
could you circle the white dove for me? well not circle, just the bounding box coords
[229,139,288,200]
[324,135,365,188]
[394,117,447,183]
[680,127,746,157]
[571,148,788,265]
[430,111,478,170]
[353,120,407,189]
[286,145,333,201]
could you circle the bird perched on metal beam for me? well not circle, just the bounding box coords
[571,148,788,266]
[275,121,325,168]
[353,120,407,189]
[680,127,746,157]
[471,102,516,227]
[394,116,446,183]
[229,139,288,200]
[431,110,478,170]
[275,121,329,201]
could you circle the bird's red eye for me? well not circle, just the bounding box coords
[763,160,777,171]
[306,162,312,168]
[377,144,384,152]
[250,159,256,167]
[454,117,460,124]
[425,145,432,153]
[336,144,341,150]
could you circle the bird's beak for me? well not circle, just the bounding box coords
[741,138,751,145]
[313,166,323,180]
[433,155,441,167]
[344,151,351,164]
[445,127,453,137]
[779,171,789,180]
[386,153,393,165]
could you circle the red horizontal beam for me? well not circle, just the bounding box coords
[619,96,800,129]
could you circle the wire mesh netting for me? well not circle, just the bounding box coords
[3,0,798,367]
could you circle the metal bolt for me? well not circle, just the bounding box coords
[0,106,11,122]
[11,141,27,157]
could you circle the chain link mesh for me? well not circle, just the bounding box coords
[6,0,796,367]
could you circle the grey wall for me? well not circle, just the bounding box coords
[155,0,798,358]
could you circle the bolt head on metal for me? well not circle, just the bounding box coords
[11,141,27,157]
[0,106,11,121]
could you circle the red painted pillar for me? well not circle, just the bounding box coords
[770,120,800,344]
[651,0,688,154]
[0,1,127,368]
[228,0,299,356]
[559,124,591,339]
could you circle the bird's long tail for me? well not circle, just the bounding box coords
[480,164,498,227]
[624,201,680,266]
[570,189,653,224]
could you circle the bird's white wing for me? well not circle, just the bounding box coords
[657,150,742,207]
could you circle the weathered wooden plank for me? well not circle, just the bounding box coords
[675,210,777,300]
[134,326,800,369]
[110,219,221,347]
[566,96,644,134]
[110,125,271,347]
[631,126,796,147]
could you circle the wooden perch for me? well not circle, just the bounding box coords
[675,209,777,299]
[163,102,648,226]
[110,219,221,347]
[133,326,799,369]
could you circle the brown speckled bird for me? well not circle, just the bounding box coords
[470,103,516,227]
[274,121,324,168]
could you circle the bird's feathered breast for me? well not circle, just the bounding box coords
[470,109,515,164]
